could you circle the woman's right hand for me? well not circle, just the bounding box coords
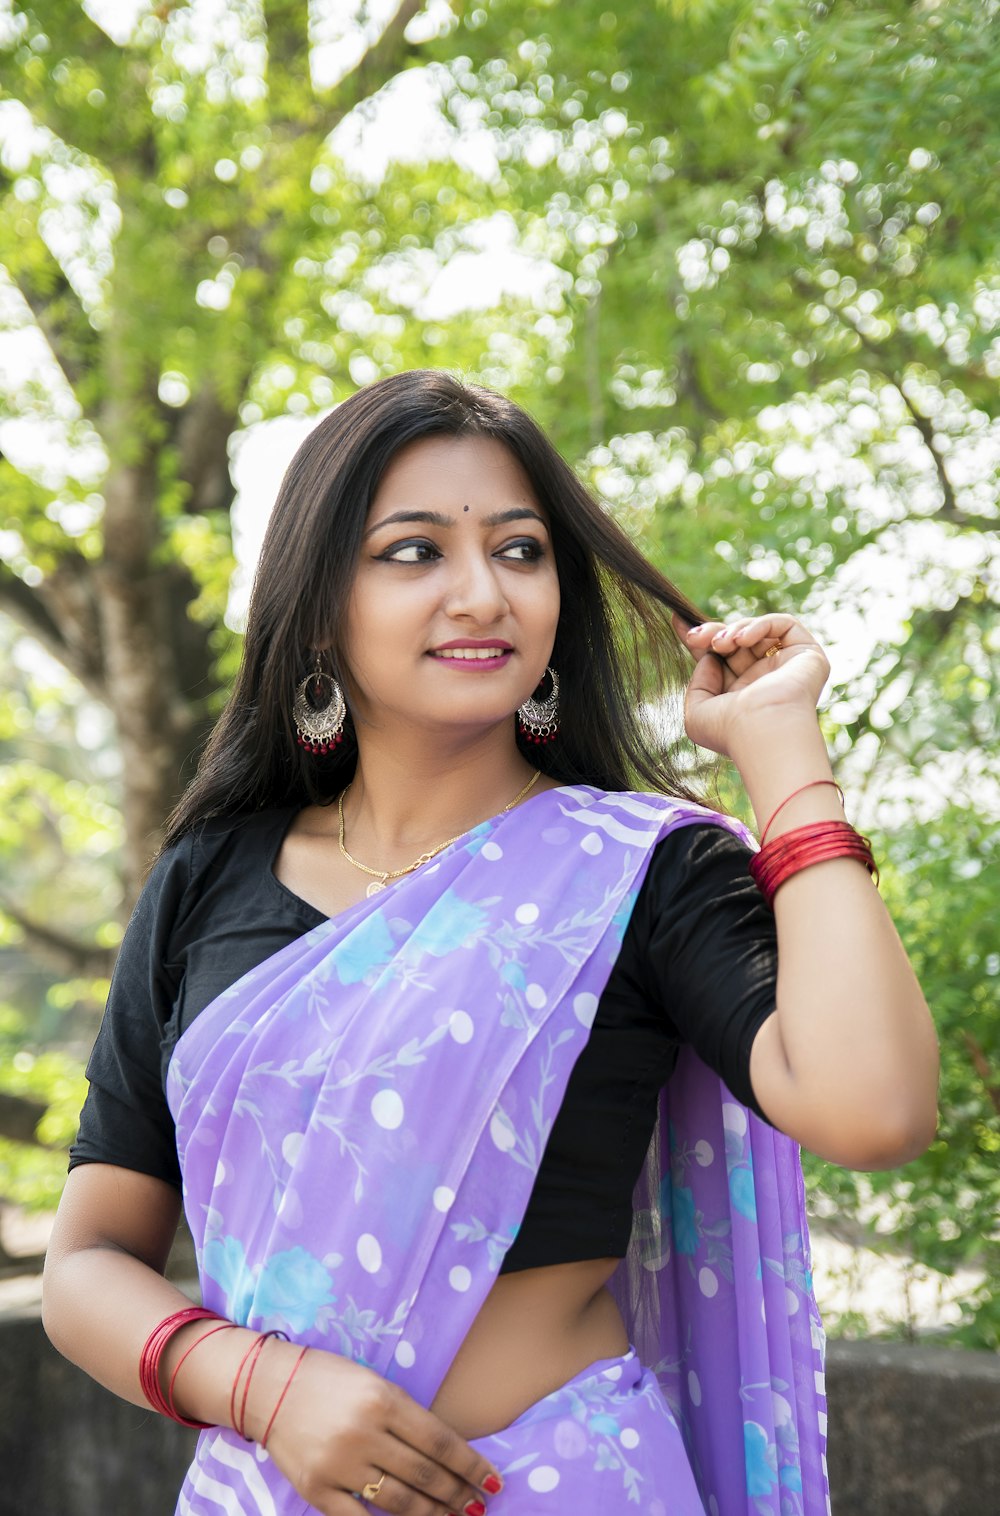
[254,1341,503,1516]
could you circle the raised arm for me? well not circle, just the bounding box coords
[680,613,939,1170]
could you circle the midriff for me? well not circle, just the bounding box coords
[429,1258,629,1439]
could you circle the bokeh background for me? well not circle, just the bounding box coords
[1,0,998,1349]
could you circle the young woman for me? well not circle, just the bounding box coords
[43,370,938,1516]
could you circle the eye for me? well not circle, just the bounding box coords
[379,539,441,563]
[497,538,545,562]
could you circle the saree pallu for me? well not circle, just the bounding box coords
[166,787,830,1515]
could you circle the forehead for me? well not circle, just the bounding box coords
[369,434,543,519]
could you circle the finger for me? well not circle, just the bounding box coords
[386,1395,503,1501]
[723,613,815,653]
[682,620,757,679]
[370,1429,496,1515]
[357,1468,468,1515]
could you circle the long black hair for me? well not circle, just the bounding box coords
[160,370,713,853]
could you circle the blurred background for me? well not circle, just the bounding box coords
[1,0,998,1362]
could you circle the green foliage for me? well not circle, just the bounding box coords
[0,0,998,1342]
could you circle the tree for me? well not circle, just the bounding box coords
[1,0,998,1340]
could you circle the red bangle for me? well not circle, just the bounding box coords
[237,1331,287,1440]
[261,1345,309,1451]
[759,779,846,846]
[750,820,878,909]
[139,1307,227,1428]
[167,1323,236,1423]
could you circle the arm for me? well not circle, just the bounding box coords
[43,1166,504,1513]
[680,613,939,1171]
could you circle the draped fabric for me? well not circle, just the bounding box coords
[166,786,830,1514]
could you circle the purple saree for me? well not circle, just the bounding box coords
[166,786,830,1515]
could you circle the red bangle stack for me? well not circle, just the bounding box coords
[749,820,878,909]
[139,1307,227,1428]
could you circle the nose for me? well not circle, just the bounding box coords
[442,547,510,624]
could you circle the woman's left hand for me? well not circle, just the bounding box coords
[674,612,831,758]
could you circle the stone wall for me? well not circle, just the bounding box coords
[2,1310,998,1515]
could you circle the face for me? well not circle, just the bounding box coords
[340,433,560,739]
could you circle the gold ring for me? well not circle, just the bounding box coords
[361,1472,387,1501]
[763,642,783,657]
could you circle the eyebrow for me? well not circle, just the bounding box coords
[363,507,548,538]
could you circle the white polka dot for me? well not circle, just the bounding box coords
[581,832,604,855]
[688,1370,702,1407]
[448,1265,472,1292]
[601,1364,623,1380]
[214,1159,229,1186]
[694,1139,714,1167]
[786,1287,801,1315]
[281,1132,304,1166]
[698,1266,719,1298]
[357,1234,382,1273]
[371,1089,404,1129]
[481,841,503,861]
[620,1428,640,1449]
[394,1341,416,1368]
[573,992,599,1028]
[709,1499,720,1516]
[526,983,547,1009]
[722,1102,747,1136]
[761,1299,768,1323]
[490,1112,517,1151]
[527,1466,560,1492]
[433,1186,455,1212]
[515,902,539,924]
[448,1010,474,1043]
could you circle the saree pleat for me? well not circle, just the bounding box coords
[166,787,829,1514]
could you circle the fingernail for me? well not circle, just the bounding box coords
[687,623,704,634]
[483,1475,503,1494]
[465,1503,487,1516]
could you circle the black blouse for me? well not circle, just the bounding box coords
[69,806,778,1273]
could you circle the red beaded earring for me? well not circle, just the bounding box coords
[517,666,560,745]
[292,650,346,755]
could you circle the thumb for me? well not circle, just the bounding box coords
[685,645,726,711]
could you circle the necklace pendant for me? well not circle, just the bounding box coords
[366,880,387,897]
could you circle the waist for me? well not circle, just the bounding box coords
[430,1258,627,1439]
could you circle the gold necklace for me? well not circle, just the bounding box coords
[339,770,542,897]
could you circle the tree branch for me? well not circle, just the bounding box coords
[0,556,106,701]
[0,1091,50,1149]
[962,1030,1000,1121]
[0,895,114,979]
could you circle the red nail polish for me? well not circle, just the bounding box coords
[483,1475,503,1494]
[465,1503,486,1516]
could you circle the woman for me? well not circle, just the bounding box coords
[43,370,938,1516]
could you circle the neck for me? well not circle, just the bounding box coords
[341,728,544,861]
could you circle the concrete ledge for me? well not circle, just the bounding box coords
[3,1312,998,1514]
[824,1338,1000,1515]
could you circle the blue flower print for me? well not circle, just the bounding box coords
[203,1236,258,1324]
[729,1164,758,1222]
[587,1413,621,1435]
[661,1175,699,1255]
[407,891,490,957]
[256,1246,336,1333]
[744,1421,778,1497]
[780,1462,803,1492]
[334,911,396,985]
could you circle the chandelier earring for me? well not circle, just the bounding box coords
[292,650,346,755]
[517,665,560,745]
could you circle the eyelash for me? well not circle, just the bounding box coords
[378,538,545,564]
